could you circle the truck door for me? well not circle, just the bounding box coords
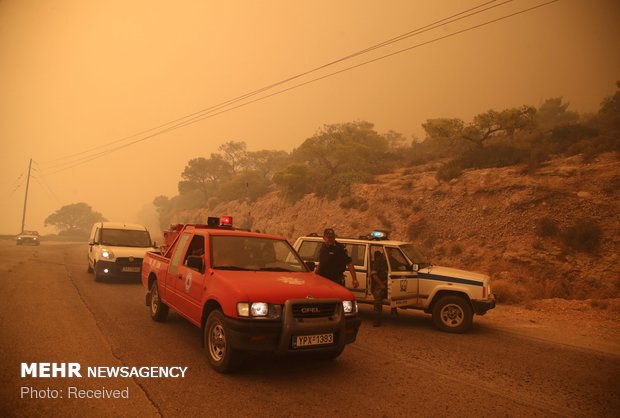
[165,232,192,309]
[385,246,419,308]
[342,243,368,299]
[175,234,206,323]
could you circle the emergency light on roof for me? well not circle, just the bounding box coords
[370,230,388,240]
[206,216,233,227]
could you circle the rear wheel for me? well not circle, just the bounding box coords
[432,295,473,333]
[149,281,169,322]
[204,310,241,373]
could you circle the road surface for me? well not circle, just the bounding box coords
[0,241,617,417]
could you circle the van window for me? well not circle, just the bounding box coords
[100,228,152,247]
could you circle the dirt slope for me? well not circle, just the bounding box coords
[176,152,620,303]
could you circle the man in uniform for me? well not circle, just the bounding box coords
[370,250,388,327]
[317,228,359,288]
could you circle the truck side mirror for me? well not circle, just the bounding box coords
[411,263,420,272]
[305,261,316,271]
[187,255,204,272]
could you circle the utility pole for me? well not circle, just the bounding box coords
[20,158,32,233]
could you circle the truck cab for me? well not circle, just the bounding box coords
[293,231,495,333]
[142,217,360,373]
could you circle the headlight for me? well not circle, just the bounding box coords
[342,300,357,316]
[237,302,280,318]
[101,249,115,260]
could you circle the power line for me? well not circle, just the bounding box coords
[41,0,559,175]
[40,0,502,171]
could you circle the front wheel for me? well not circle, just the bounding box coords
[432,295,473,333]
[204,310,241,373]
[150,281,169,322]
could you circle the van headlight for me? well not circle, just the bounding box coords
[237,302,281,319]
[100,249,115,260]
[342,300,357,316]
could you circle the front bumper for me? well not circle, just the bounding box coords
[472,294,496,315]
[224,299,361,355]
[16,239,40,245]
[96,259,142,278]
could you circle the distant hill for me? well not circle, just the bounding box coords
[174,152,620,303]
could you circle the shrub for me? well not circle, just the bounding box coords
[459,143,531,169]
[340,196,369,211]
[450,245,463,256]
[491,279,528,304]
[536,217,559,237]
[436,160,463,181]
[562,219,602,253]
[377,214,392,230]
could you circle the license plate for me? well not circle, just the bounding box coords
[293,333,334,348]
[121,266,140,272]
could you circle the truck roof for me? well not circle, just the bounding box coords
[296,235,408,246]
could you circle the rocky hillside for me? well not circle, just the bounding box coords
[175,152,620,303]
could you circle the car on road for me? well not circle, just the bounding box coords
[16,230,40,246]
[87,222,156,282]
[293,231,496,333]
[142,218,361,373]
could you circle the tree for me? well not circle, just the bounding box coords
[293,121,389,175]
[536,97,579,129]
[245,150,290,179]
[272,164,314,200]
[422,118,464,141]
[178,155,233,200]
[598,80,620,129]
[461,105,536,147]
[44,203,105,235]
[599,80,620,115]
[218,141,248,173]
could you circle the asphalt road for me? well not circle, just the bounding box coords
[1,241,618,417]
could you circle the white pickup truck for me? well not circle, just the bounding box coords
[293,231,496,333]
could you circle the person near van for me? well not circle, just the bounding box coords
[370,250,389,327]
[317,228,359,288]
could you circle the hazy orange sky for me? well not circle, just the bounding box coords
[1,0,618,235]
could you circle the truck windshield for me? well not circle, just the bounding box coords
[399,243,430,267]
[211,235,308,272]
[100,229,152,247]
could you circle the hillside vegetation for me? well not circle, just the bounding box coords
[157,83,620,303]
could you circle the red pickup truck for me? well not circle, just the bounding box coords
[141,217,361,373]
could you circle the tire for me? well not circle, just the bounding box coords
[432,295,473,333]
[204,310,242,373]
[149,280,169,322]
[87,258,94,273]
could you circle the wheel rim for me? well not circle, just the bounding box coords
[151,285,159,314]
[440,303,464,328]
[209,323,226,362]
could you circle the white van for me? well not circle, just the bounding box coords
[87,222,156,282]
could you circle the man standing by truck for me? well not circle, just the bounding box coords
[317,228,359,288]
[370,249,389,327]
